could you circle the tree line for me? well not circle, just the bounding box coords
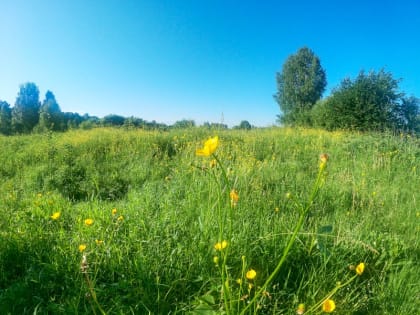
[0,83,256,135]
[275,47,420,133]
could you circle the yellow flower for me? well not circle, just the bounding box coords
[319,153,329,170]
[246,269,257,280]
[117,215,124,221]
[95,239,104,245]
[322,299,336,313]
[196,136,219,157]
[230,189,239,207]
[213,256,219,265]
[50,212,61,220]
[84,218,94,226]
[112,208,117,215]
[355,262,365,276]
[214,240,228,251]
[319,153,329,164]
[78,244,87,252]
[296,303,305,315]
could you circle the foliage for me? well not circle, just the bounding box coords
[0,127,418,314]
[11,82,41,133]
[172,119,196,129]
[0,100,12,135]
[234,120,252,130]
[101,114,125,127]
[37,91,64,132]
[275,47,327,126]
[312,70,419,132]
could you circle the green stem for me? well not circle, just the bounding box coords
[305,274,358,314]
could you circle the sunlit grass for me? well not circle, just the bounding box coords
[0,127,418,314]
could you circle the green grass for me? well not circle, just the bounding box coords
[0,127,418,314]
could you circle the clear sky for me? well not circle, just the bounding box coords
[1,0,419,127]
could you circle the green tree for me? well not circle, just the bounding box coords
[234,120,252,130]
[0,100,12,135]
[38,90,63,131]
[395,96,420,132]
[172,119,196,129]
[12,82,40,133]
[102,114,126,127]
[315,69,417,132]
[275,47,327,126]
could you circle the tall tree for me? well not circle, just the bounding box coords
[38,90,63,131]
[12,82,40,133]
[275,47,327,125]
[0,100,12,135]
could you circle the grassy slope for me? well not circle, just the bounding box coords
[0,127,418,314]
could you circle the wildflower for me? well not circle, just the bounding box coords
[296,303,305,314]
[79,244,87,252]
[37,193,42,198]
[213,256,219,265]
[319,153,329,164]
[319,153,329,170]
[275,207,280,212]
[50,212,61,220]
[230,189,239,207]
[236,278,242,285]
[246,269,257,280]
[322,299,335,313]
[214,240,228,251]
[117,215,124,221]
[196,136,219,157]
[112,208,117,215]
[95,239,104,245]
[355,262,365,276]
[84,218,94,226]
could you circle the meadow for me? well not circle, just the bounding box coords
[0,127,418,314]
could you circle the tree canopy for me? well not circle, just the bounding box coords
[275,47,326,126]
[12,82,41,133]
[312,69,419,132]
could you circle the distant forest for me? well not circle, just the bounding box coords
[0,82,256,135]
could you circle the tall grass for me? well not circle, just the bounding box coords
[0,127,418,314]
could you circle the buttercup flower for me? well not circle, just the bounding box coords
[322,299,336,313]
[355,262,365,275]
[297,303,305,314]
[196,136,219,156]
[246,269,257,280]
[117,215,124,221]
[213,256,219,265]
[230,189,239,207]
[214,240,228,251]
[84,218,94,226]
[79,244,87,252]
[95,239,104,245]
[50,212,61,220]
[112,208,117,215]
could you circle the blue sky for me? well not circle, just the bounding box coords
[1,0,419,127]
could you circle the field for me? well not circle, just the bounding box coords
[0,127,418,314]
